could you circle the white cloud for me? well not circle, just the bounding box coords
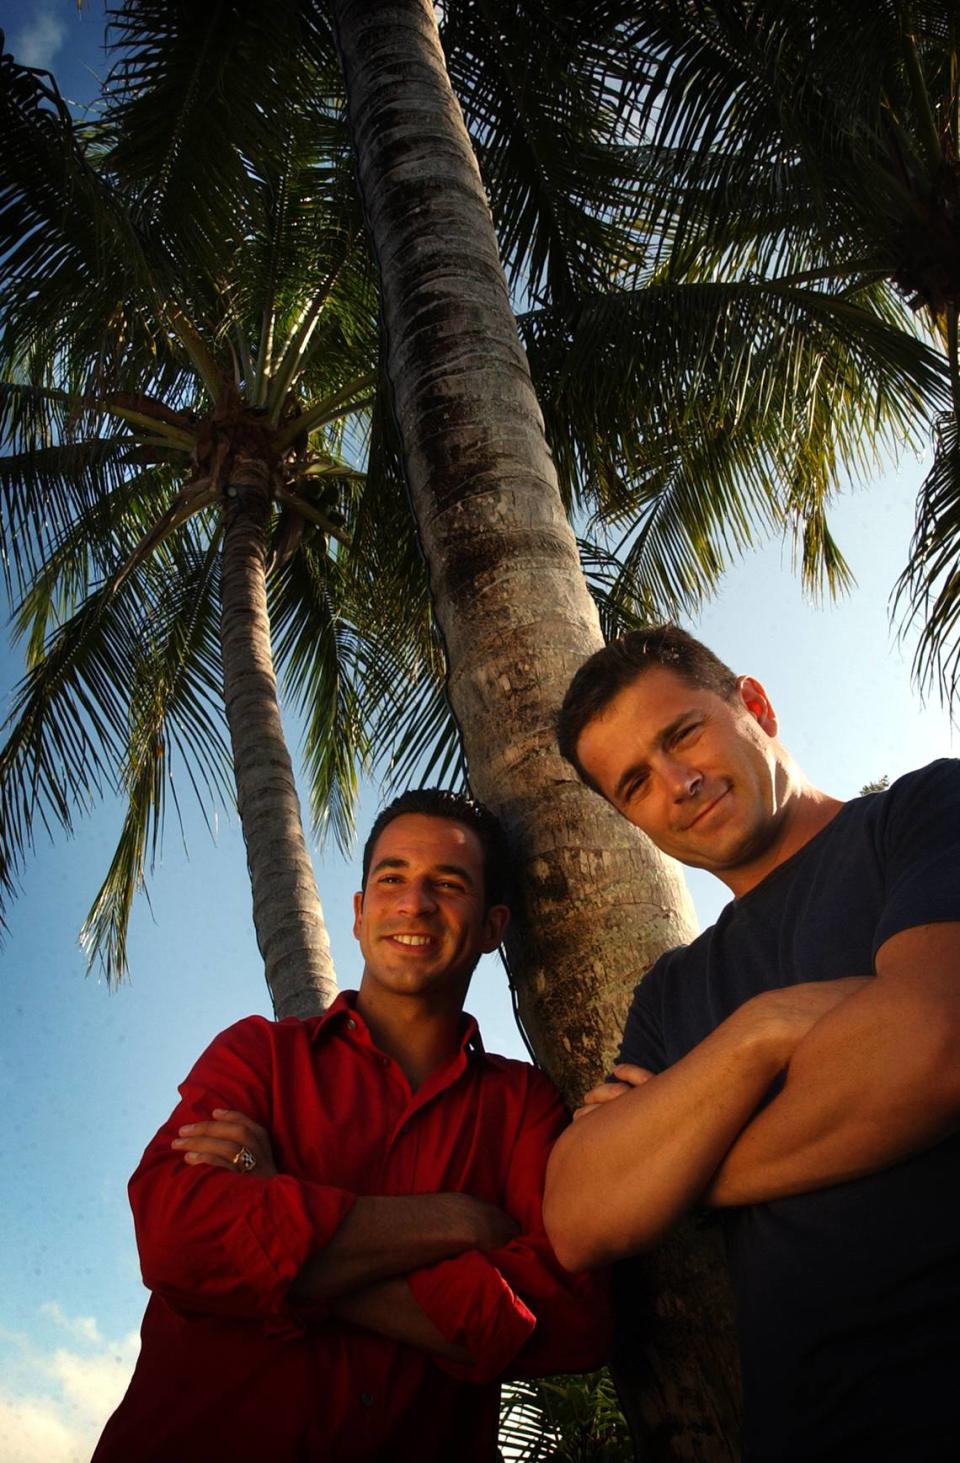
[10,8,67,72]
[39,1302,103,1347]
[0,1393,88,1463]
[0,1306,139,1463]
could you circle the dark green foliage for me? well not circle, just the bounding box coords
[499,1367,633,1461]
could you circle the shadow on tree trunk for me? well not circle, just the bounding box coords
[611,1218,742,1462]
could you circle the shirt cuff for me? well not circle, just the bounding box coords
[407,1250,536,1383]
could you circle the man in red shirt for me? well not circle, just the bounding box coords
[94,789,609,1462]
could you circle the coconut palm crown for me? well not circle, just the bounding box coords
[0,13,396,1012]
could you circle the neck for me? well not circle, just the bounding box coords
[723,778,844,898]
[355,985,466,1090]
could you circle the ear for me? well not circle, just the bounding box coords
[352,890,364,940]
[479,903,511,953]
[736,675,778,736]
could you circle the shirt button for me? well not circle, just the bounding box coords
[359,1392,374,1408]
[380,1055,389,1066]
[346,1019,356,1030]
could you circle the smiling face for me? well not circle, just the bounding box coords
[575,666,792,893]
[352,813,510,1008]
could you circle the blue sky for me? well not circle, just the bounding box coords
[0,4,956,1458]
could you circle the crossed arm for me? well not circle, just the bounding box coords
[543,922,960,1272]
[135,1044,608,1381]
[172,1112,516,1364]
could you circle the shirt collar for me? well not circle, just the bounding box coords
[308,989,485,1059]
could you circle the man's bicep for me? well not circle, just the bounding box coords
[873,922,960,1085]
[706,922,960,1208]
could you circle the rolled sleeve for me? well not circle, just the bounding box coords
[135,1168,356,1320]
[409,1065,611,1382]
[407,1251,536,1382]
[132,1018,356,1321]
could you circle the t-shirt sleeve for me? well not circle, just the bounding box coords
[873,759,960,958]
[616,953,677,1074]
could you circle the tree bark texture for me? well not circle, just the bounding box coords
[331,0,697,1100]
[331,2,739,1455]
[219,453,339,1018]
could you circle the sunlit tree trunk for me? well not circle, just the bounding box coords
[331,1,739,1453]
[219,451,338,1018]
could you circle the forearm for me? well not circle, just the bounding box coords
[292,1192,507,1302]
[708,974,960,1206]
[331,1278,472,1363]
[543,1006,787,1270]
[391,1072,612,1384]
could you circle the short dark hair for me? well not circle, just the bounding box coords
[361,788,514,910]
[557,624,739,790]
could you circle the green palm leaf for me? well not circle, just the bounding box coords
[79,537,231,979]
[896,407,960,701]
[0,573,148,914]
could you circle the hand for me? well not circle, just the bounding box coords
[573,1064,655,1120]
[171,1108,278,1178]
[742,976,872,1065]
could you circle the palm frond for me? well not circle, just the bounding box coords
[104,0,342,292]
[10,462,178,658]
[523,276,945,610]
[499,1367,632,1462]
[0,43,178,378]
[270,543,374,854]
[0,572,149,918]
[444,0,651,308]
[79,538,230,981]
[371,649,466,798]
[895,406,960,702]
[577,537,658,641]
[0,431,143,596]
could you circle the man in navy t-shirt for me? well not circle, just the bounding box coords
[543,624,960,1460]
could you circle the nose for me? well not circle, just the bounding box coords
[396,876,438,915]
[662,755,702,801]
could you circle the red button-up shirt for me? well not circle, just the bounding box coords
[94,993,610,1461]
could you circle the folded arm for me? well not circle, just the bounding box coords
[172,1079,609,1378]
[330,1279,472,1364]
[396,1069,612,1383]
[707,922,960,1206]
[149,1030,608,1375]
[542,978,867,1272]
[135,1022,515,1325]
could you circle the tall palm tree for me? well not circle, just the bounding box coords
[328,0,947,1092]
[328,1,947,1452]
[619,0,960,698]
[0,20,396,1016]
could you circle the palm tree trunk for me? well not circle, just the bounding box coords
[331,1,739,1453]
[219,452,338,1018]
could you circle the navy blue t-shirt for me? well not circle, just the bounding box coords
[619,761,960,1460]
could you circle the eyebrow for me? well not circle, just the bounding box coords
[612,711,699,801]
[370,856,476,886]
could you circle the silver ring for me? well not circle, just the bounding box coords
[232,1145,257,1173]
